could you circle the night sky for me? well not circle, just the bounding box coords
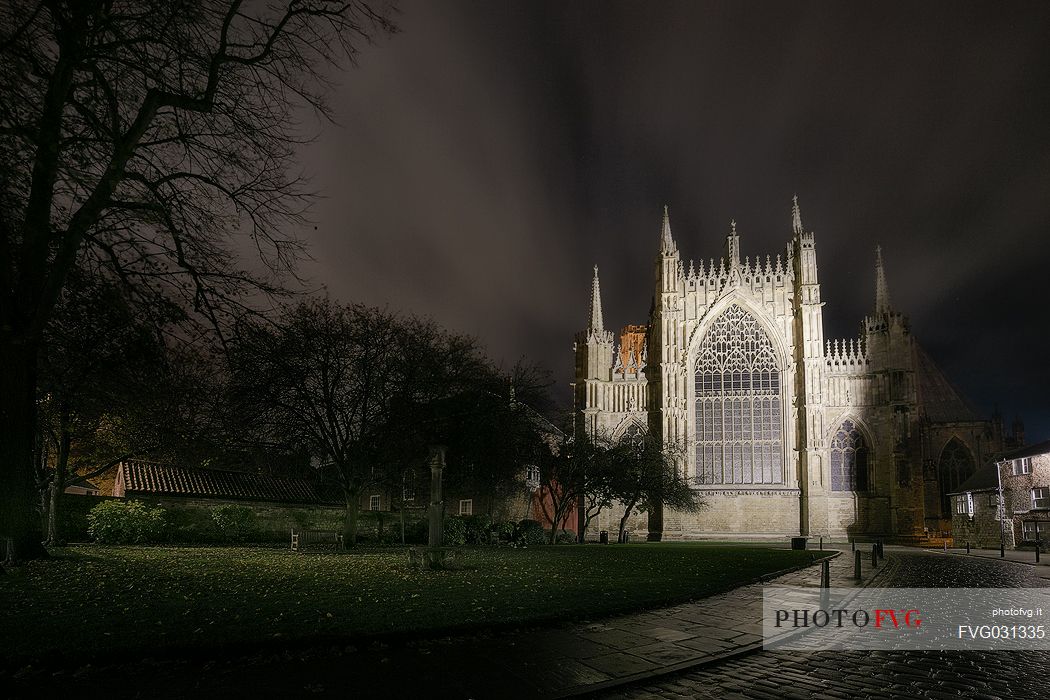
[297,1,1050,440]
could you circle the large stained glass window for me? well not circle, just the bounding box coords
[695,304,783,484]
[938,439,975,517]
[830,420,869,491]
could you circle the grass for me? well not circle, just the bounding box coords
[0,542,824,666]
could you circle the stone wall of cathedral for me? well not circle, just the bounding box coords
[574,200,1002,542]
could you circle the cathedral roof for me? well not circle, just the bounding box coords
[914,344,979,423]
[949,464,1000,495]
[999,439,1050,461]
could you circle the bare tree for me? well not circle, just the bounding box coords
[0,1,396,560]
[229,297,489,545]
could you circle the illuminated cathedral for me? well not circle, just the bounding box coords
[573,198,1021,541]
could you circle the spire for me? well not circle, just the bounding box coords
[726,219,740,268]
[659,204,677,255]
[875,245,892,315]
[588,264,605,332]
[792,194,803,235]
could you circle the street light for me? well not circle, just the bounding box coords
[996,459,1006,558]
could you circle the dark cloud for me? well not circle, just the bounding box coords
[297,1,1050,440]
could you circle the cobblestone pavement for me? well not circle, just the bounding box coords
[606,551,1050,700]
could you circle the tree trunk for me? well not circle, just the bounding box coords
[399,496,406,546]
[343,488,360,546]
[618,495,640,543]
[0,337,49,562]
[46,413,72,546]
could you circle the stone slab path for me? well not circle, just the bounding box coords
[508,546,893,698]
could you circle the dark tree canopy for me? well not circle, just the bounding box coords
[229,297,495,543]
[0,0,397,560]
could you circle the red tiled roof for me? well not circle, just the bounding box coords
[117,460,342,505]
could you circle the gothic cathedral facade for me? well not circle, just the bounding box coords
[574,199,1021,541]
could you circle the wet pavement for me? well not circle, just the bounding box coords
[607,550,1050,700]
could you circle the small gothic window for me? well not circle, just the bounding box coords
[621,422,646,451]
[895,457,909,487]
[937,439,975,517]
[830,420,869,492]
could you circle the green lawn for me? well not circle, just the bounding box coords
[0,543,824,665]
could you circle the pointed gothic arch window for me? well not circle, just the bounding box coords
[694,304,783,485]
[619,421,646,453]
[830,420,869,492]
[938,439,975,517]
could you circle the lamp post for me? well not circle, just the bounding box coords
[996,459,1006,558]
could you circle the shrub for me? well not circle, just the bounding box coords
[492,520,516,542]
[211,504,257,542]
[556,529,577,544]
[87,500,167,544]
[443,515,467,546]
[464,514,492,545]
[515,518,545,546]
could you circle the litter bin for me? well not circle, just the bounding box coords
[791,536,808,550]
[599,530,609,544]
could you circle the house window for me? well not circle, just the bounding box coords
[987,493,1000,508]
[525,465,540,484]
[1022,521,1048,541]
[1013,458,1032,475]
[1032,487,1049,510]
[459,499,473,516]
[955,494,973,516]
[694,304,783,485]
[369,494,381,511]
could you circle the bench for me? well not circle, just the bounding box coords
[291,528,344,552]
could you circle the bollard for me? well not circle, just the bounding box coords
[851,539,855,552]
[1001,543,1005,558]
[877,540,884,560]
[819,536,823,551]
[1037,545,1041,564]
[943,540,947,552]
[872,543,878,568]
[854,550,862,581]
[966,542,970,554]
[821,559,830,588]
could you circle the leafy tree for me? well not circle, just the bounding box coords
[0,0,396,560]
[576,431,618,543]
[607,429,705,543]
[376,358,555,543]
[535,433,600,545]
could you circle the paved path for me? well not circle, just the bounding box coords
[608,550,1049,700]
[4,546,885,699]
